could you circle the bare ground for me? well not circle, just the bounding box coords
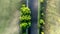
[3,11,20,34]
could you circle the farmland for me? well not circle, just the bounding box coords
[0,0,20,34]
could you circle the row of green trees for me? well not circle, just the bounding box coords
[19,0,45,34]
[20,4,31,34]
[39,0,45,34]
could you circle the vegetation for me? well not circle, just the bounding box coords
[20,4,31,34]
[20,0,45,34]
[39,0,45,34]
[1,0,58,34]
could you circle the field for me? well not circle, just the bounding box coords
[0,0,20,34]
